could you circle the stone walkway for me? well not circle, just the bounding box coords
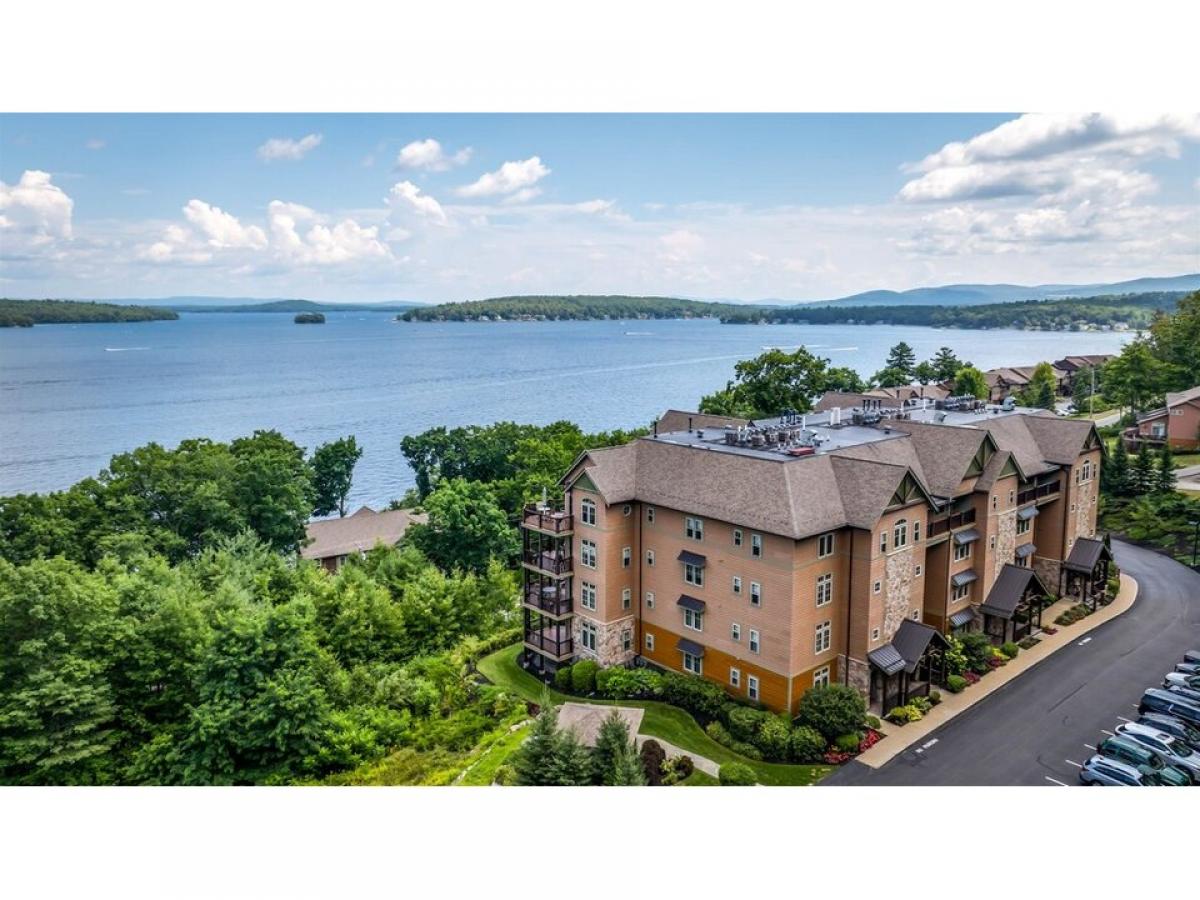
[634,734,721,777]
[556,701,722,777]
[855,571,1140,768]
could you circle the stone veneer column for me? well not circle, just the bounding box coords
[839,654,870,697]
[882,546,915,640]
[994,510,1017,579]
[573,614,638,667]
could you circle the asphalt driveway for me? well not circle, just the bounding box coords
[824,540,1200,786]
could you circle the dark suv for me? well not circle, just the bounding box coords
[1140,688,1200,728]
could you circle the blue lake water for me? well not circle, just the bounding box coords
[0,313,1131,508]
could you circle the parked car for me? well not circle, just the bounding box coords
[1140,688,1200,727]
[1177,662,1200,676]
[1166,683,1200,704]
[1185,650,1200,665]
[1078,755,1170,786]
[1115,722,1200,780]
[1138,712,1200,751]
[1164,671,1200,691]
[1095,735,1194,785]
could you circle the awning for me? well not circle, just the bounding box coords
[1015,542,1036,559]
[980,564,1050,619]
[676,594,706,612]
[676,637,705,657]
[951,570,978,588]
[868,644,906,675]
[677,549,707,567]
[1063,536,1113,574]
[949,607,977,628]
[953,528,981,545]
[1017,506,1039,521]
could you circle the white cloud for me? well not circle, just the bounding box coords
[387,180,447,224]
[256,133,323,162]
[455,156,549,198]
[658,228,704,262]
[267,201,390,264]
[0,170,74,247]
[183,199,268,249]
[395,138,472,171]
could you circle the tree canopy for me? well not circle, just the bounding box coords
[311,436,363,518]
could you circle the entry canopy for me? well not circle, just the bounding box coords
[981,564,1050,619]
[868,619,949,675]
[1063,536,1113,574]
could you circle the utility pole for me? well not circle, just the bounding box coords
[1090,365,1095,417]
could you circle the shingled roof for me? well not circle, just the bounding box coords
[885,419,993,499]
[301,506,426,560]
[972,415,1057,478]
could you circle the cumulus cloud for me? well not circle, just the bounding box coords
[395,138,472,171]
[183,199,268,249]
[0,170,74,247]
[267,201,390,264]
[388,180,447,224]
[455,156,549,199]
[256,133,323,162]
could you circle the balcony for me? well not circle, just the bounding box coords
[523,582,573,618]
[928,507,976,538]
[522,547,573,577]
[522,505,574,535]
[1017,480,1060,506]
[524,624,574,661]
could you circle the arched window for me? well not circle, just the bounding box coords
[893,519,908,549]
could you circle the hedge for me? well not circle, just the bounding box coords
[718,762,757,786]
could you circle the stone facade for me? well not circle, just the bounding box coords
[1033,557,1061,597]
[573,613,637,667]
[841,654,870,696]
[882,546,916,640]
[994,510,1016,580]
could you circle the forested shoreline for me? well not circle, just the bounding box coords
[0,299,178,328]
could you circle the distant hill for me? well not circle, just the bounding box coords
[0,298,178,328]
[806,274,1200,307]
[88,296,424,313]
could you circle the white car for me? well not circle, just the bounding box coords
[1116,722,1200,780]
[1165,671,1200,691]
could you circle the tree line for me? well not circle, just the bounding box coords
[0,299,179,328]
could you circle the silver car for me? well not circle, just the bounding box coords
[1138,713,1200,751]
[1178,662,1200,676]
[1164,671,1200,691]
[1078,755,1166,786]
[1167,682,1200,705]
[1116,722,1200,780]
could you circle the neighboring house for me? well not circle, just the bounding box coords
[984,365,1069,403]
[866,383,950,404]
[520,402,1102,715]
[1052,354,1114,395]
[301,506,427,572]
[1124,386,1200,451]
[813,386,946,414]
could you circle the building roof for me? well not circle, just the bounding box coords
[980,564,1050,619]
[676,637,705,657]
[1053,354,1114,372]
[885,419,991,498]
[949,607,977,628]
[972,415,1057,478]
[867,643,906,675]
[657,409,749,433]
[973,448,1013,492]
[1064,536,1113,573]
[867,384,950,403]
[1166,386,1200,409]
[1020,415,1098,466]
[814,391,900,413]
[301,506,426,560]
[869,619,948,675]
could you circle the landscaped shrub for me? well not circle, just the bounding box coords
[833,732,862,753]
[1000,641,1020,659]
[493,764,517,786]
[718,762,757,786]
[571,660,598,694]
[886,705,922,725]
[705,720,733,747]
[795,684,868,741]
[788,725,826,763]
[958,632,994,674]
[594,667,614,695]
[858,729,882,753]
[943,636,969,676]
[552,665,573,692]
[963,671,981,685]
[659,671,728,721]
[1018,636,1040,650]
[823,750,853,765]
[660,754,696,786]
[908,695,932,715]
[864,714,882,730]
[730,741,764,761]
[639,739,666,786]
[599,666,663,699]
[727,706,767,743]
[946,674,968,693]
[754,716,792,760]
[928,690,941,706]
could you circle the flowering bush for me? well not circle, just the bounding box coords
[822,750,853,765]
[963,671,981,685]
[987,655,1006,669]
[857,729,882,753]
[1042,626,1058,635]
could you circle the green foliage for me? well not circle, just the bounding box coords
[0,298,178,327]
[907,695,932,715]
[659,670,729,722]
[864,714,882,730]
[912,361,939,385]
[513,703,593,786]
[409,478,517,574]
[570,660,599,694]
[755,716,792,761]
[1018,361,1058,410]
[1157,442,1176,494]
[1000,641,1021,660]
[884,341,917,378]
[787,725,826,763]
[1147,290,1200,392]
[718,762,757,786]
[1103,337,1168,412]
[704,721,733,747]
[598,666,663,699]
[592,709,636,785]
[698,347,845,418]
[553,665,574,692]
[310,436,362,518]
[639,738,667,786]
[953,365,989,400]
[660,754,695,786]
[610,746,648,785]
[795,684,867,742]
[886,705,922,724]
[833,732,862,753]
[1100,490,1200,563]
[946,674,969,693]
[958,632,994,675]
[931,347,966,382]
[401,294,748,323]
[943,636,969,676]
[726,705,767,743]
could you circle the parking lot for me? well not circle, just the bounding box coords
[825,540,1200,786]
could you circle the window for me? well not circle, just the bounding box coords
[729,668,741,689]
[913,520,921,542]
[953,540,971,562]
[682,650,702,675]
[580,499,597,526]
[749,581,762,607]
[623,504,632,517]
[893,519,908,549]
[684,562,704,587]
[872,580,881,594]
[622,629,632,652]
[953,581,971,602]
[871,627,880,641]
[748,629,760,653]
[645,633,655,651]
[683,607,704,631]
[747,675,759,701]
[1017,516,1031,535]
[911,609,920,621]
[646,549,655,566]
[818,532,835,558]
[991,495,998,511]
[645,591,655,609]
[685,516,704,540]
[581,581,597,611]
[732,576,742,595]
[581,539,597,568]
[989,535,996,549]
[751,534,762,558]
[646,506,656,523]
[731,623,741,642]
[915,564,923,577]
[581,620,597,652]
[621,546,631,569]
[733,528,743,547]
[621,587,631,610]
[816,572,833,607]
[879,531,888,553]
[812,665,830,689]
[1008,489,1015,504]
[815,620,832,653]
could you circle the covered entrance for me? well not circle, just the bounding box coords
[1059,536,1114,611]
[980,564,1050,644]
[868,619,950,712]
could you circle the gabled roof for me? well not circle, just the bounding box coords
[869,619,948,675]
[980,564,1050,619]
[814,391,900,412]
[974,448,1015,492]
[1064,536,1113,573]
[972,416,1056,478]
[1166,386,1200,409]
[1020,415,1099,466]
[884,419,994,498]
[301,506,426,560]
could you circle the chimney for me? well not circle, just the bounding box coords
[653,418,659,437]
[687,416,693,432]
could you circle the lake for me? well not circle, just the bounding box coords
[0,313,1131,508]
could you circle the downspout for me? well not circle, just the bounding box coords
[843,529,855,686]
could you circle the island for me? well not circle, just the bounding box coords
[0,299,179,328]
[294,312,326,324]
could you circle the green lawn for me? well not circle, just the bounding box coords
[457,720,532,786]
[476,644,831,786]
[1173,453,1200,469]
[679,769,719,786]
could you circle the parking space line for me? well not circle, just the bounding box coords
[1044,776,1068,786]
[1065,759,1083,768]
[1117,716,1133,723]
[1101,729,1115,736]
[1084,743,1097,750]
[921,738,938,750]
[1078,637,1092,646]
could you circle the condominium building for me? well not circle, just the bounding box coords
[520,399,1105,715]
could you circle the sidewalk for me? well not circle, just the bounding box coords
[854,572,1140,768]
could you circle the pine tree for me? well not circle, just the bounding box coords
[1156,443,1176,494]
[1106,439,1130,497]
[514,701,566,786]
[931,347,965,382]
[1133,443,1156,495]
[884,342,917,378]
[555,729,595,786]
[610,746,648,785]
[592,709,634,784]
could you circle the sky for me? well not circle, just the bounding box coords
[1,113,1198,303]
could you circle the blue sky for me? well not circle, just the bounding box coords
[2,113,1197,301]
